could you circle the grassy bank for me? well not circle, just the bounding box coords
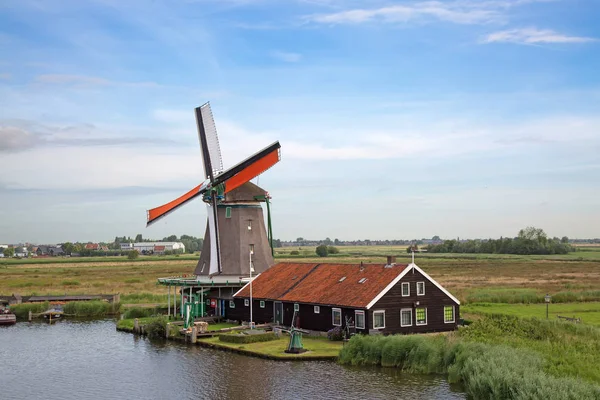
[463,302,600,327]
[199,336,342,359]
[339,315,600,399]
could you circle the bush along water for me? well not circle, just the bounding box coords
[339,316,600,400]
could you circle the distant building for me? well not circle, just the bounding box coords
[133,242,185,254]
[120,243,133,251]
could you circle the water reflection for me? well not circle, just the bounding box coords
[0,320,465,400]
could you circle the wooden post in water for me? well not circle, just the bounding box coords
[191,326,197,344]
[28,310,32,321]
[134,318,139,333]
[166,323,170,339]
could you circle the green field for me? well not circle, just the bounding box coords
[463,302,600,327]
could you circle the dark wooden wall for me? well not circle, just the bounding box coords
[370,266,459,335]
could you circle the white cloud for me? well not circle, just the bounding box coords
[307,1,505,25]
[483,28,597,44]
[271,51,302,63]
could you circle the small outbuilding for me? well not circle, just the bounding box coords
[231,260,460,335]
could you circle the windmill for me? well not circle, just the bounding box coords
[146,102,281,277]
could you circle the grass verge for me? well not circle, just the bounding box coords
[198,336,342,359]
[339,315,600,399]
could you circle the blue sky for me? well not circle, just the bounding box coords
[0,0,599,244]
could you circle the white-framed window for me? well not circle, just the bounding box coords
[225,207,232,218]
[294,303,300,312]
[401,308,412,327]
[314,305,320,314]
[355,310,365,329]
[332,308,342,326]
[417,282,425,296]
[373,310,385,329]
[416,307,427,325]
[401,282,410,296]
[444,305,455,323]
[244,299,249,307]
[248,220,252,231]
[260,300,265,308]
[229,300,235,308]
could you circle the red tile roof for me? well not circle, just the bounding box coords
[235,262,409,308]
[85,243,99,250]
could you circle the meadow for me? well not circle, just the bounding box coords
[2,245,599,312]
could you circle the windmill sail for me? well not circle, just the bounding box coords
[206,203,220,275]
[196,103,223,181]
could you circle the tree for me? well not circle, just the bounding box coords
[135,234,143,242]
[406,244,418,253]
[327,246,339,254]
[3,247,15,258]
[296,237,304,243]
[561,236,569,244]
[323,237,333,245]
[62,242,75,255]
[315,245,328,257]
[432,235,441,241]
[127,250,139,260]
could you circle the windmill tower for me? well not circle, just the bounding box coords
[146,102,281,278]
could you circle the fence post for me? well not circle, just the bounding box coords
[29,310,32,321]
[134,318,139,333]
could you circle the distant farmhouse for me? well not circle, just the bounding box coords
[230,258,460,335]
[129,242,185,254]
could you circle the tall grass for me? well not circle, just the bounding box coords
[339,332,600,399]
[63,300,120,316]
[122,307,160,319]
[10,301,49,320]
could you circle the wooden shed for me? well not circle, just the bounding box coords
[231,261,460,335]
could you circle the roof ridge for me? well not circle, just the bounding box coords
[278,263,321,298]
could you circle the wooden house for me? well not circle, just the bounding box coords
[230,260,460,335]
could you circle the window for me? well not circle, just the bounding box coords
[417,282,425,296]
[249,244,254,255]
[206,299,210,305]
[244,299,249,307]
[373,310,385,329]
[332,308,342,326]
[314,305,320,314]
[260,300,265,308]
[248,220,252,230]
[401,282,410,296]
[401,309,412,327]
[225,207,232,218]
[229,300,235,308]
[444,306,455,323]
[355,310,365,329]
[358,278,367,284]
[339,276,346,282]
[294,303,300,312]
[416,307,427,325]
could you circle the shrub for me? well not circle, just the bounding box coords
[146,316,168,339]
[316,245,328,257]
[122,307,157,319]
[10,301,49,320]
[127,250,139,260]
[327,246,340,254]
[327,326,343,341]
[219,331,277,344]
[61,280,80,286]
[290,250,300,256]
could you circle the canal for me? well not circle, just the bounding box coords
[0,320,466,399]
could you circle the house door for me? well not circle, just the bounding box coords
[274,301,283,325]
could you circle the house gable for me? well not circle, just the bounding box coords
[366,263,459,309]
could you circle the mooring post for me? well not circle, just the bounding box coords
[28,310,32,321]
[166,323,170,339]
[134,318,139,333]
[191,326,197,344]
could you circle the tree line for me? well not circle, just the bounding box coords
[425,227,575,255]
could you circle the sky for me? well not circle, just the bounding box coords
[0,0,599,244]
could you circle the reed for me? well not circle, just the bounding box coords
[63,300,119,316]
[10,301,49,320]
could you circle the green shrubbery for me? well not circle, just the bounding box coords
[122,307,158,319]
[219,331,277,344]
[339,324,600,400]
[145,316,168,339]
